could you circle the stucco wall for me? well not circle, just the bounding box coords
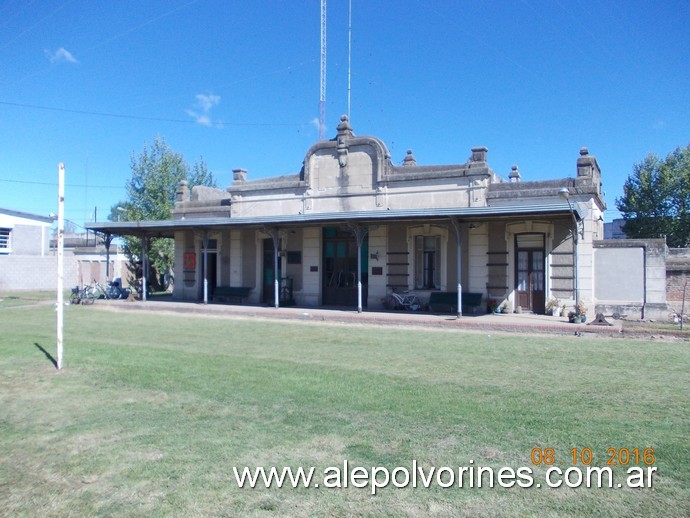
[10,224,49,255]
[593,239,667,319]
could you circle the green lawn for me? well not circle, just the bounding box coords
[1,301,688,517]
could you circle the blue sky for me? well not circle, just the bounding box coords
[1,0,688,226]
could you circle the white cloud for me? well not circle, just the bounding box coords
[652,120,666,131]
[186,109,212,127]
[187,93,220,127]
[44,47,78,64]
[311,117,326,135]
[195,93,220,112]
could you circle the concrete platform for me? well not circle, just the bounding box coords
[94,297,628,338]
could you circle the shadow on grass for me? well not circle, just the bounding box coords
[34,342,58,369]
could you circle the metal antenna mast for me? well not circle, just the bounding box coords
[319,0,326,139]
[347,0,352,119]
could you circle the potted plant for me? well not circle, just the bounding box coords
[546,297,561,316]
[569,301,587,323]
[487,299,499,314]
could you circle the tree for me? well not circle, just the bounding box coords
[119,137,216,288]
[616,144,690,248]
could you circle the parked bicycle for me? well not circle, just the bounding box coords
[70,285,95,305]
[89,278,131,300]
[91,279,112,300]
[108,278,131,300]
[382,290,422,311]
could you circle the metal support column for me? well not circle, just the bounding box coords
[103,233,113,280]
[261,227,283,309]
[271,230,280,308]
[451,218,463,318]
[347,224,370,314]
[141,236,148,302]
[202,231,209,304]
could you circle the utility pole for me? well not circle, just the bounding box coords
[56,163,65,369]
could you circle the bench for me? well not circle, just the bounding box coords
[428,292,484,314]
[212,286,252,304]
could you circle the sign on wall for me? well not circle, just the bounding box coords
[183,252,196,271]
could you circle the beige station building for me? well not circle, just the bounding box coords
[89,115,618,316]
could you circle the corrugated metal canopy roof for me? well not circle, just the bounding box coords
[85,202,583,237]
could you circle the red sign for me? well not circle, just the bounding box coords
[183,252,196,270]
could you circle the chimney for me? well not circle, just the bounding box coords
[233,168,247,183]
[176,180,190,202]
[509,165,521,182]
[577,147,599,178]
[471,147,488,163]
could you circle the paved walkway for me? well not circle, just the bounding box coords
[96,297,628,337]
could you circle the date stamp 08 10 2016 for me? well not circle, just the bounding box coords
[530,447,656,467]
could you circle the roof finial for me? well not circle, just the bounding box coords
[336,114,354,139]
[403,149,417,166]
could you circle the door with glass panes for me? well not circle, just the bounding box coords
[515,234,545,313]
[322,227,368,307]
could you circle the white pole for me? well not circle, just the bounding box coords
[56,163,65,370]
[141,237,148,302]
[203,232,209,304]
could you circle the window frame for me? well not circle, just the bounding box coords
[407,225,448,291]
[415,235,441,289]
[0,228,11,253]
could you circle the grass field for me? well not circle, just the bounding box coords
[1,298,689,517]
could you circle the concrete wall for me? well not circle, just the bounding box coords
[593,239,667,319]
[0,252,127,291]
[0,212,51,257]
[10,224,50,255]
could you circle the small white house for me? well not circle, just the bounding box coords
[0,208,53,256]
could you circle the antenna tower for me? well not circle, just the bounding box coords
[319,0,327,139]
[347,0,352,119]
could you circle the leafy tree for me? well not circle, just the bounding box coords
[616,144,690,248]
[107,201,131,222]
[119,137,216,288]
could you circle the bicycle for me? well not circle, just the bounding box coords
[382,290,422,311]
[70,285,95,305]
[91,279,112,300]
[91,278,130,300]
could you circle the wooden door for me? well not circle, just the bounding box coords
[516,235,545,313]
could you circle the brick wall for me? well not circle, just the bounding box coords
[666,248,690,310]
[0,254,129,291]
[0,255,79,290]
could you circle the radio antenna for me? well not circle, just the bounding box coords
[319,0,327,139]
[347,0,352,119]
